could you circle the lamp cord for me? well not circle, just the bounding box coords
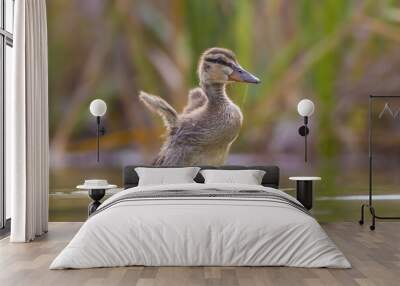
[96,116,100,162]
[305,131,307,162]
[304,116,308,162]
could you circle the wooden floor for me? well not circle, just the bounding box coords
[0,222,399,286]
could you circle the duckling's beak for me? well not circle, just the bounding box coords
[229,65,261,84]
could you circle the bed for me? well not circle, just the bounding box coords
[50,165,350,269]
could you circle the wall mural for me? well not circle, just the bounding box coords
[140,48,260,166]
[46,1,400,222]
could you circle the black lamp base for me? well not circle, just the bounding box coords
[88,189,106,216]
[296,181,313,210]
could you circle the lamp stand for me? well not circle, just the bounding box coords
[96,116,106,162]
[298,116,310,162]
[96,116,100,162]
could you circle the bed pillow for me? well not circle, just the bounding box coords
[135,167,200,186]
[200,169,266,185]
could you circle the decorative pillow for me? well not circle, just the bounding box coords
[200,169,266,185]
[135,167,200,186]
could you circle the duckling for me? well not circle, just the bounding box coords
[140,47,260,166]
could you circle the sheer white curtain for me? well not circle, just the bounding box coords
[7,0,49,242]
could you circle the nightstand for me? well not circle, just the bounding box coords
[289,177,321,210]
[77,180,117,216]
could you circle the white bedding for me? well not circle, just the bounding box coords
[50,183,350,269]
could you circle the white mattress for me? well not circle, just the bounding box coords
[50,183,350,269]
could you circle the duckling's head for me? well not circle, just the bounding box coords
[198,47,260,85]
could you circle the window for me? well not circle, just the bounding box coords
[1,0,14,231]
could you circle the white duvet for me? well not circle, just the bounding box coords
[50,183,350,269]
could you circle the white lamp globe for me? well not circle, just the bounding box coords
[90,99,107,117]
[297,99,315,117]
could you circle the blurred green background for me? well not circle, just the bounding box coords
[47,0,400,222]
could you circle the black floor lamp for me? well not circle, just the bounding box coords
[89,99,107,162]
[297,99,315,162]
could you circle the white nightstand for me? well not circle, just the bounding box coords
[289,177,321,210]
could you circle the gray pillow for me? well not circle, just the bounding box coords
[200,169,266,185]
[135,167,200,186]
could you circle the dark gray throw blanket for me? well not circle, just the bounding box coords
[92,189,309,217]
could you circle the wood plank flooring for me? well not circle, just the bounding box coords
[0,222,399,286]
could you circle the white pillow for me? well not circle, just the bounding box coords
[135,167,200,186]
[200,169,266,185]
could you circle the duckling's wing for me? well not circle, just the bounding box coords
[139,91,178,130]
[183,88,208,114]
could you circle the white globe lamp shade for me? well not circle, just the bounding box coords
[297,99,315,117]
[90,99,107,117]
